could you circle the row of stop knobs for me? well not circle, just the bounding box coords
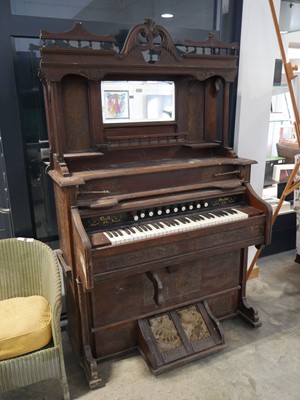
[133,201,210,221]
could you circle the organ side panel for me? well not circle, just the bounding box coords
[61,75,92,152]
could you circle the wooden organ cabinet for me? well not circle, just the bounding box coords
[39,19,272,388]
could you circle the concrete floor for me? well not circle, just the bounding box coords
[1,249,300,400]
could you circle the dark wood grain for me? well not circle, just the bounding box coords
[40,18,272,388]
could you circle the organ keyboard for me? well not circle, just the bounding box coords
[40,19,272,388]
[102,207,248,244]
[90,207,249,246]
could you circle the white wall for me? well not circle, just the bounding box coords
[234,0,281,196]
[234,0,281,265]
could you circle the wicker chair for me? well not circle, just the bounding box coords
[0,238,70,400]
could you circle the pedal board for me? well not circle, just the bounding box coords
[138,300,225,374]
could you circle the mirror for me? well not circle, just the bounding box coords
[101,81,175,124]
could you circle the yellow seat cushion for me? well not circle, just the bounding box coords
[0,295,52,360]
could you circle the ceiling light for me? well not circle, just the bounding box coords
[161,13,173,18]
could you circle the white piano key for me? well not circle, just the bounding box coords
[103,231,119,244]
[159,221,176,234]
[117,229,133,243]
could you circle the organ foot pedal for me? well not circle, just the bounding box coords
[138,300,225,374]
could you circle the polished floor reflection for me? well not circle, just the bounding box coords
[1,249,300,400]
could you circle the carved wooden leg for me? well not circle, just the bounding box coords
[76,279,103,389]
[82,345,102,390]
[238,297,262,328]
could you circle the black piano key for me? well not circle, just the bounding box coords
[145,224,153,230]
[211,211,221,217]
[227,208,237,214]
[163,220,172,227]
[220,210,229,216]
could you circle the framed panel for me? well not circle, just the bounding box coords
[103,90,129,121]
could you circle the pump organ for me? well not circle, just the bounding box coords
[39,19,272,388]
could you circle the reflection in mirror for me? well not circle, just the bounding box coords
[101,81,175,124]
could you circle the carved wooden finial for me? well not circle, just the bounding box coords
[120,17,180,63]
[144,17,156,32]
